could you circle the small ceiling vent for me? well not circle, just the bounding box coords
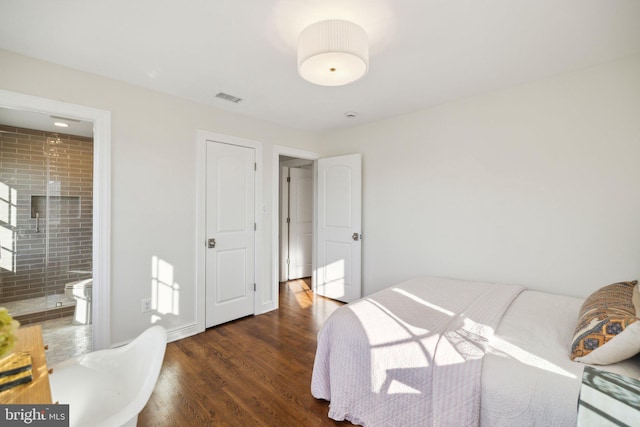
[215,92,243,103]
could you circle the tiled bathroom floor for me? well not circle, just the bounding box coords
[39,316,92,366]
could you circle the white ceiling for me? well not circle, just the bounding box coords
[0,107,94,137]
[1,0,639,133]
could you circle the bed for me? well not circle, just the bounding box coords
[311,276,640,426]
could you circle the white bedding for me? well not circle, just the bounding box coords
[481,290,640,426]
[311,276,640,427]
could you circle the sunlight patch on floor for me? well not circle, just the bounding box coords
[286,278,314,309]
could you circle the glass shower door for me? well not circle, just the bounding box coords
[0,126,50,320]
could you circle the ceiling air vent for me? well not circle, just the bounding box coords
[215,92,243,103]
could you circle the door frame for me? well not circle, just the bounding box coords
[196,131,263,331]
[0,89,112,350]
[271,146,319,309]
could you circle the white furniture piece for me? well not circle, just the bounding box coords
[64,278,93,325]
[50,325,167,427]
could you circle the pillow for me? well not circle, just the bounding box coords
[633,282,640,317]
[570,280,640,365]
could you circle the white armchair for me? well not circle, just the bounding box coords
[49,325,167,427]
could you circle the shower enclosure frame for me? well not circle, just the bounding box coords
[0,89,111,351]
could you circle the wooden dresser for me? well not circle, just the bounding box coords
[0,325,52,404]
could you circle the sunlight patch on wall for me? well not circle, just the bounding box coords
[151,256,180,316]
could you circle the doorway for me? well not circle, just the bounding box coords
[0,119,93,364]
[271,146,320,312]
[0,89,111,354]
[271,147,363,308]
[279,157,313,283]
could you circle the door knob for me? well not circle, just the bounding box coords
[352,233,360,241]
[208,238,216,248]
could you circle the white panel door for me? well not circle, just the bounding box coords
[206,141,255,327]
[316,154,362,302]
[288,167,313,279]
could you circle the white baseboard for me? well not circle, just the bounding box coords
[166,322,202,343]
[109,323,202,349]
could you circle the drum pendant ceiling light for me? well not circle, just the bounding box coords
[297,19,369,86]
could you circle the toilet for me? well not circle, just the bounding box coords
[64,278,93,325]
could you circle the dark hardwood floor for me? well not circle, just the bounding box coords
[139,278,350,426]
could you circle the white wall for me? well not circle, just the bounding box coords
[3,47,639,343]
[321,54,640,298]
[0,49,323,345]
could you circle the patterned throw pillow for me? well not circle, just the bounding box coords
[633,283,640,317]
[570,281,640,365]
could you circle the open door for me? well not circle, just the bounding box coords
[288,166,313,280]
[316,153,362,303]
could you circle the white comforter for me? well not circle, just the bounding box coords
[481,290,640,426]
[311,276,524,426]
[311,276,640,426]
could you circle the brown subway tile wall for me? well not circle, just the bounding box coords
[0,124,93,306]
